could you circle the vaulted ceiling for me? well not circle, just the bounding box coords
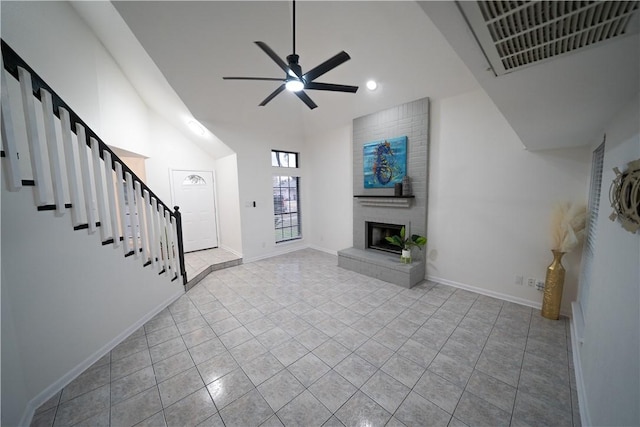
[74,1,639,155]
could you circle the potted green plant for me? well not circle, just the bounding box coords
[385,226,427,264]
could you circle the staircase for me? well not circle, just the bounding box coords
[1,39,186,284]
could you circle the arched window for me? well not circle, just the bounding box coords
[183,174,206,186]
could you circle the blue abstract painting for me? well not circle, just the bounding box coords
[363,136,407,188]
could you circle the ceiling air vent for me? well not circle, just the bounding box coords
[458,1,640,75]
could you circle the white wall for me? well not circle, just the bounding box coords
[207,123,352,261]
[1,1,102,135]
[1,1,148,157]
[145,112,218,203]
[232,134,310,262]
[428,89,591,312]
[215,154,243,255]
[307,124,354,254]
[0,266,29,427]
[577,94,639,426]
[95,50,150,157]
[1,185,183,427]
[145,112,246,254]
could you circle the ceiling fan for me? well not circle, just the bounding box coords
[223,1,358,110]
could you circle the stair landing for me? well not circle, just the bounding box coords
[184,247,242,290]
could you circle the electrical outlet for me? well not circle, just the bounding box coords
[514,275,523,285]
[527,278,535,287]
[536,280,545,291]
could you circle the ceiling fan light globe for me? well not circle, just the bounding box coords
[285,79,304,92]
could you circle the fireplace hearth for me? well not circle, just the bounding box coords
[367,222,403,254]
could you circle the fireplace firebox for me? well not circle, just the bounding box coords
[367,222,404,254]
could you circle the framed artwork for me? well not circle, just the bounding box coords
[363,136,407,188]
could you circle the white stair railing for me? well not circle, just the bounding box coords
[1,39,186,284]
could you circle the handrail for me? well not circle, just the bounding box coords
[1,39,187,285]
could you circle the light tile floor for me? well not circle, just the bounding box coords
[31,249,579,427]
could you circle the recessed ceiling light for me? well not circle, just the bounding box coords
[366,80,377,91]
[187,120,205,136]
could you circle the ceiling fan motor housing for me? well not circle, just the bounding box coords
[286,54,302,78]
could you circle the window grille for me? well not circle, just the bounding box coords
[272,150,298,168]
[577,139,605,322]
[272,150,301,243]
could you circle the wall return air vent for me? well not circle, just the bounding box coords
[458,1,640,75]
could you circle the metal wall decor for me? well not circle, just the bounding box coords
[609,158,640,233]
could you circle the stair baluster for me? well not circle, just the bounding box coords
[91,137,111,242]
[115,161,132,255]
[76,124,97,234]
[150,197,161,270]
[103,151,120,248]
[59,107,82,227]
[144,190,157,267]
[18,67,48,205]
[1,68,21,191]
[162,209,172,275]
[134,180,149,264]
[41,89,66,216]
[124,172,138,258]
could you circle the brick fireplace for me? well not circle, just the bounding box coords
[338,97,429,288]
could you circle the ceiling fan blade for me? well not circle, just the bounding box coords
[303,51,351,82]
[255,41,290,74]
[295,90,318,110]
[223,77,285,81]
[305,82,359,93]
[259,84,286,106]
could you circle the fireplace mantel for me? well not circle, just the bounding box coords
[354,195,414,208]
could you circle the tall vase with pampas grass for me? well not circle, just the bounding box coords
[542,202,587,319]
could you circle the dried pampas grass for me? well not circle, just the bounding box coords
[550,202,587,253]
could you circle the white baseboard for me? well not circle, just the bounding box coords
[243,242,310,263]
[20,289,184,427]
[570,305,591,427]
[426,275,572,318]
[307,244,338,256]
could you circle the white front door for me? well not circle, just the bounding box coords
[171,170,218,252]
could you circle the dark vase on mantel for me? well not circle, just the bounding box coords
[394,183,403,196]
[402,176,411,196]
